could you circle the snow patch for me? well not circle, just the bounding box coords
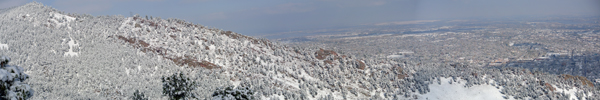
[232,80,241,88]
[387,55,403,58]
[552,84,591,100]
[0,42,7,50]
[125,68,130,76]
[209,45,216,50]
[272,72,299,89]
[63,38,79,57]
[262,94,285,100]
[417,77,508,100]
[304,87,343,100]
[52,13,76,22]
[298,71,317,81]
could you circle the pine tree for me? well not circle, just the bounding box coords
[212,86,254,100]
[162,72,197,100]
[130,90,148,100]
[0,56,34,99]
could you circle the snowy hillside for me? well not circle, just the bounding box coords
[0,2,598,99]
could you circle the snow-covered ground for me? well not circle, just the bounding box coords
[552,84,593,100]
[46,12,76,30]
[0,42,7,50]
[0,2,597,100]
[63,38,79,57]
[417,77,509,100]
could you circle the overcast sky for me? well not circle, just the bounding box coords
[1,0,599,36]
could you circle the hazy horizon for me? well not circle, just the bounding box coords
[1,0,599,36]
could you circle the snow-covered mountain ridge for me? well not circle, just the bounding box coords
[0,2,598,99]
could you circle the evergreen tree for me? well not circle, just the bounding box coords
[212,86,254,100]
[0,56,34,99]
[130,90,148,100]
[162,72,197,100]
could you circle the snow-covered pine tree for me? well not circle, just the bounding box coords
[212,86,254,100]
[130,90,148,100]
[162,72,197,100]
[0,56,34,99]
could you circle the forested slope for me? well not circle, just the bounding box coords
[0,2,597,100]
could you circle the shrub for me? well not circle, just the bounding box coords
[212,86,254,100]
[130,90,148,100]
[162,72,197,100]
[0,56,34,99]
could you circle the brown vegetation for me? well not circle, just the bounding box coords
[221,31,238,39]
[395,66,407,79]
[249,38,276,50]
[315,48,338,60]
[357,60,366,70]
[561,74,594,87]
[324,60,333,65]
[544,83,556,92]
[167,55,220,69]
[398,73,407,79]
[170,27,181,32]
[149,21,157,29]
[116,35,220,69]
[135,23,141,28]
[199,38,208,42]
[117,36,149,47]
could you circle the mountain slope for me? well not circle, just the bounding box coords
[0,2,597,100]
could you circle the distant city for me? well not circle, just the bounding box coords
[281,17,600,81]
